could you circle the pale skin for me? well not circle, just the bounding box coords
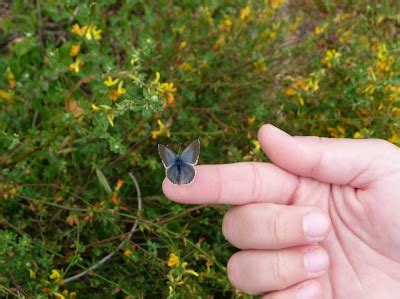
[162,124,400,299]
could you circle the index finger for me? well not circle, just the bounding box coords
[162,163,299,205]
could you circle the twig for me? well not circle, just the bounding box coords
[6,268,27,297]
[109,141,140,167]
[85,233,127,250]
[36,0,44,56]
[157,205,208,225]
[64,172,142,283]
[0,34,23,49]
[1,218,132,295]
[2,128,64,168]
[0,284,20,297]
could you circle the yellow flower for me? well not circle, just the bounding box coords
[337,29,352,45]
[69,57,82,73]
[321,49,341,69]
[69,291,77,299]
[285,86,296,96]
[88,25,102,40]
[124,249,133,257]
[251,139,260,151]
[219,16,232,32]
[104,76,119,87]
[166,93,175,107]
[116,179,124,191]
[152,120,171,139]
[261,30,277,42]
[333,12,350,24]
[240,6,252,21]
[50,269,61,280]
[153,72,161,84]
[270,0,285,9]
[254,58,268,73]
[304,78,319,92]
[377,43,388,60]
[247,116,256,125]
[179,40,187,50]
[71,23,85,36]
[363,84,376,95]
[353,132,362,139]
[314,23,328,35]
[289,16,303,31]
[158,82,177,95]
[108,81,126,101]
[29,269,36,279]
[71,23,102,40]
[0,89,14,101]
[168,253,179,267]
[0,184,17,200]
[158,82,177,107]
[179,62,194,72]
[152,73,178,108]
[290,77,319,94]
[391,107,400,117]
[327,125,346,138]
[201,7,213,25]
[213,35,225,50]
[117,81,126,94]
[69,44,81,57]
[6,67,16,89]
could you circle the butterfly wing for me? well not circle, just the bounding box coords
[158,144,177,169]
[179,163,196,184]
[180,140,200,165]
[166,163,196,185]
[166,165,180,184]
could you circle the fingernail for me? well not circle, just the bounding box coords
[303,211,330,241]
[266,124,290,136]
[296,281,320,299]
[304,248,329,274]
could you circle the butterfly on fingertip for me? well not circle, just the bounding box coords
[158,140,200,185]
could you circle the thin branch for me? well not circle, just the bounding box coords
[7,267,27,297]
[36,0,44,56]
[157,205,207,225]
[63,172,142,283]
[85,233,126,250]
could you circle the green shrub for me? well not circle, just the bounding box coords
[0,0,399,297]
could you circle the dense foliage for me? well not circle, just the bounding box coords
[1,0,399,297]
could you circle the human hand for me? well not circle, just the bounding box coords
[162,124,400,299]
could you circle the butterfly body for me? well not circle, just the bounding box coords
[158,140,200,185]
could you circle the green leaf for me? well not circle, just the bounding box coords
[95,167,112,194]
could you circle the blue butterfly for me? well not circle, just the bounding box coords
[158,140,200,185]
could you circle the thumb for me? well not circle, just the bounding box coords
[258,124,399,187]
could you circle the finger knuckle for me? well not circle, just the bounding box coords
[267,209,283,246]
[271,251,288,286]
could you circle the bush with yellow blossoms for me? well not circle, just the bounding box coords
[0,0,399,297]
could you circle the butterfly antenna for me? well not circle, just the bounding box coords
[178,142,182,154]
